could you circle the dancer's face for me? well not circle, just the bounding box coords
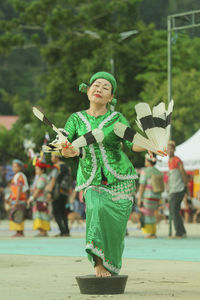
[12,163,21,174]
[87,79,113,106]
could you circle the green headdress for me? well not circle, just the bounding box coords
[79,71,117,111]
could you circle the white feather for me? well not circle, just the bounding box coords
[113,122,125,137]
[33,107,69,142]
[152,102,166,118]
[152,102,166,150]
[135,102,159,148]
[133,133,165,157]
[42,144,60,152]
[113,122,134,142]
[135,102,152,118]
[92,128,104,143]
[43,128,104,155]
[134,100,174,155]
[72,128,104,148]
[113,121,166,156]
[32,106,44,121]
[135,118,143,132]
[133,133,157,152]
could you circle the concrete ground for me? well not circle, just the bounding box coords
[0,220,200,300]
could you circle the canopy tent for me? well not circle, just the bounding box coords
[156,129,200,171]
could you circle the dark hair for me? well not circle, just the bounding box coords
[151,160,157,166]
[168,140,176,148]
[146,153,157,166]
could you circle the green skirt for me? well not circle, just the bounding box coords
[84,180,135,274]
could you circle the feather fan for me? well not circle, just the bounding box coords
[114,100,174,156]
[42,128,104,154]
[33,107,104,154]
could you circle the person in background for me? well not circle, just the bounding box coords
[192,190,200,223]
[180,174,194,223]
[137,153,163,238]
[7,159,29,237]
[28,160,50,237]
[180,193,193,223]
[68,188,86,221]
[46,153,71,237]
[167,140,188,238]
[0,166,6,220]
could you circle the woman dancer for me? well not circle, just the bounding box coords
[9,159,29,237]
[28,160,50,237]
[137,153,163,238]
[61,71,146,277]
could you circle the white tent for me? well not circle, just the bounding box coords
[156,129,200,171]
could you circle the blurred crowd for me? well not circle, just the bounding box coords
[130,178,200,230]
[132,141,200,239]
[0,154,86,237]
[0,145,200,238]
[0,147,200,239]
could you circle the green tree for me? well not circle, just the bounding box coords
[138,0,169,29]
[138,0,200,29]
[168,0,200,14]
[136,30,200,144]
[0,0,45,114]
[1,0,199,168]
[0,0,146,167]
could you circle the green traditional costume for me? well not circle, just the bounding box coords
[64,72,138,274]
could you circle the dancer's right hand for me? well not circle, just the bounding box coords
[61,142,79,158]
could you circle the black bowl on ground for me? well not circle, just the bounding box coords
[75,274,128,295]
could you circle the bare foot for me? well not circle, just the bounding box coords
[94,256,111,278]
